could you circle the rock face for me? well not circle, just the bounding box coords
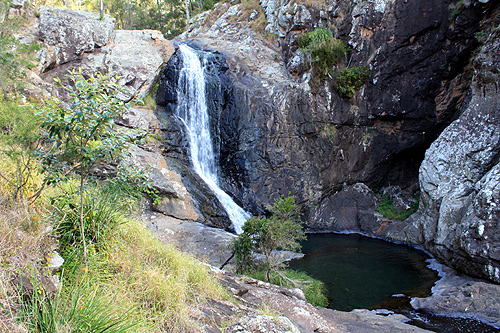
[39,7,174,100]
[411,260,500,328]
[170,0,496,228]
[380,23,500,283]
[39,6,115,72]
[166,0,500,285]
[163,2,500,288]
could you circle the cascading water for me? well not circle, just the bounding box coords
[176,44,249,234]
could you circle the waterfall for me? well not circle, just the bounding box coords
[176,44,249,234]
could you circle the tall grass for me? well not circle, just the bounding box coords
[47,181,228,332]
[49,181,134,252]
[18,281,139,333]
[248,269,328,307]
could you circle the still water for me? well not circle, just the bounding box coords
[289,233,500,332]
[288,233,437,311]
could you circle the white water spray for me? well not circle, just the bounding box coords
[176,44,249,233]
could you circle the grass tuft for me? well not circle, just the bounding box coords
[247,269,328,307]
[298,28,346,78]
[377,195,419,221]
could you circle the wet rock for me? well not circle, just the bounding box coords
[173,0,495,225]
[411,260,500,328]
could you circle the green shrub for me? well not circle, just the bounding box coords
[248,269,328,307]
[333,66,369,99]
[231,195,306,281]
[0,99,43,202]
[377,195,419,221]
[298,28,346,78]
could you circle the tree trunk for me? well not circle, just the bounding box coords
[79,173,88,267]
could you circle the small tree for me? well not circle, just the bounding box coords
[36,69,146,263]
[231,195,306,281]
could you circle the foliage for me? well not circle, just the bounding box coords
[18,281,139,333]
[0,99,44,202]
[36,69,146,262]
[333,66,369,99]
[190,0,221,16]
[113,159,162,205]
[36,70,145,187]
[0,7,41,96]
[298,28,346,78]
[248,269,328,307]
[377,195,419,221]
[142,82,158,109]
[50,182,131,252]
[449,0,466,21]
[105,0,187,39]
[231,195,306,281]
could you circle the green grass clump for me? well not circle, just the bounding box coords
[377,195,419,221]
[50,182,133,253]
[298,28,346,78]
[19,282,139,333]
[2,179,228,332]
[248,269,328,307]
[333,66,369,99]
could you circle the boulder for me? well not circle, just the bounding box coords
[306,183,379,232]
[38,6,115,72]
[38,7,174,100]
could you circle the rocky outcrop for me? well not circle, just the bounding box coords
[117,107,233,230]
[200,271,433,332]
[39,7,174,100]
[380,23,500,283]
[39,6,115,72]
[411,260,500,328]
[173,0,496,221]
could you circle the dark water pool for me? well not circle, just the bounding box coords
[288,233,437,311]
[288,233,500,332]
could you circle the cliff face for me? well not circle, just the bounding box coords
[167,0,500,282]
[381,20,500,283]
[175,0,493,221]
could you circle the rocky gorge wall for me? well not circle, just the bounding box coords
[28,0,500,284]
[379,21,500,283]
[177,0,495,223]
[172,0,500,283]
